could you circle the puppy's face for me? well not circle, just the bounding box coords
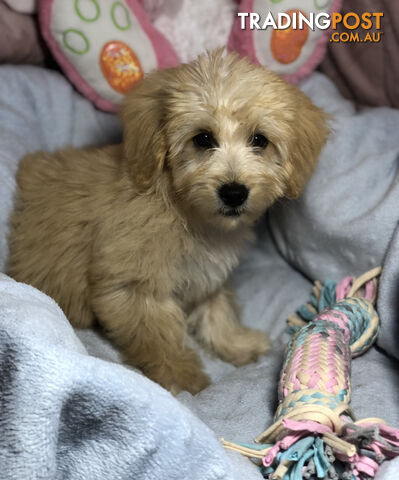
[123,51,329,230]
[166,99,286,230]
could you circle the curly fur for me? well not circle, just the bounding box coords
[7,51,329,393]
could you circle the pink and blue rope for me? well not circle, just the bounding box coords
[222,269,399,480]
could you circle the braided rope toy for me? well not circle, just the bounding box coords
[222,267,399,479]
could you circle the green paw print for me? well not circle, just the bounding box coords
[53,0,158,100]
[62,0,132,55]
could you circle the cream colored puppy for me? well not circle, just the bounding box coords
[7,51,329,394]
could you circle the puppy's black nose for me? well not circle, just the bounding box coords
[218,182,249,208]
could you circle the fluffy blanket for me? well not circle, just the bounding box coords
[0,65,398,480]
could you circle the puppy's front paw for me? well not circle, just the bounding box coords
[219,327,271,367]
[169,368,211,396]
[147,351,210,395]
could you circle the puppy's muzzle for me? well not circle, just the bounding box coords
[218,182,249,208]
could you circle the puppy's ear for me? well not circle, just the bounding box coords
[122,71,168,190]
[283,92,330,199]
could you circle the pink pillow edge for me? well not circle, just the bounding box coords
[125,0,179,70]
[227,0,344,84]
[227,0,259,66]
[38,0,179,112]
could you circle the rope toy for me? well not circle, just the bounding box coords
[222,267,399,479]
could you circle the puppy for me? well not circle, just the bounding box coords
[7,51,329,394]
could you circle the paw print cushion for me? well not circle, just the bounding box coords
[39,0,179,111]
[228,0,342,83]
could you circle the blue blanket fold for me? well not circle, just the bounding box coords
[0,274,233,480]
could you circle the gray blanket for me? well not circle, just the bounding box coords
[0,66,398,480]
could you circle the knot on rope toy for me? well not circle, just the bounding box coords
[222,267,399,479]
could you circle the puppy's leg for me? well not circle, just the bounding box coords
[188,286,271,366]
[91,284,210,394]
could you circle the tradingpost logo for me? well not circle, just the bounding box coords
[238,11,384,44]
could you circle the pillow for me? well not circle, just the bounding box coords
[39,0,179,111]
[0,3,45,65]
[228,0,342,83]
[3,0,36,14]
[319,0,399,108]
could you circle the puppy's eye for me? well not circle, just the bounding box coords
[251,133,269,149]
[192,132,216,149]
